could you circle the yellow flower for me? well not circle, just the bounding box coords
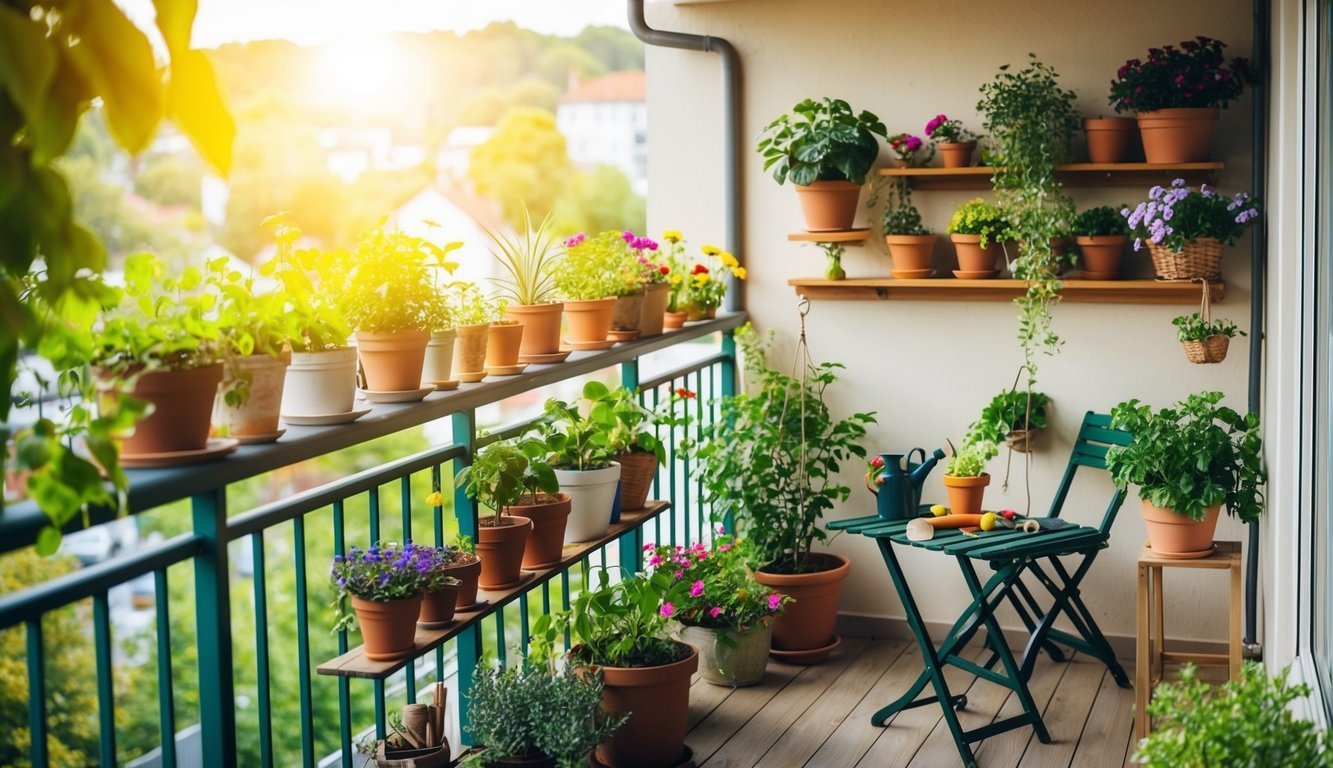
[669,273,683,286]
[663,229,683,243]
[720,251,738,268]
[425,491,443,507]
[701,244,721,257]
[692,273,710,288]
[731,266,748,280]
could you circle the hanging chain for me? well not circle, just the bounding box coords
[775,298,813,562]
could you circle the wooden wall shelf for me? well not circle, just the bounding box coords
[877,162,1224,190]
[788,277,1224,305]
[787,229,870,244]
[317,501,670,680]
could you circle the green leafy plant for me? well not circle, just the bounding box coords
[1072,205,1130,237]
[945,440,998,478]
[568,567,689,668]
[647,536,789,633]
[261,214,353,352]
[205,255,301,407]
[1172,313,1246,342]
[966,389,1050,446]
[1106,391,1266,522]
[1133,662,1332,767]
[690,324,875,573]
[91,252,224,375]
[443,280,502,327]
[536,381,617,471]
[464,659,626,768]
[555,230,643,300]
[756,97,887,186]
[455,438,556,525]
[339,222,461,333]
[947,198,1012,249]
[486,206,562,307]
[584,383,665,463]
[876,179,931,236]
[924,114,979,144]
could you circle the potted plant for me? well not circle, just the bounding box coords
[1106,391,1265,558]
[342,224,457,393]
[455,440,536,589]
[879,180,936,277]
[422,230,463,387]
[1110,36,1256,163]
[607,232,661,342]
[412,545,462,629]
[504,436,572,570]
[587,383,665,513]
[90,252,225,457]
[1082,115,1138,164]
[331,542,428,661]
[207,256,299,443]
[651,536,789,687]
[634,236,674,338]
[691,325,875,663]
[886,132,933,168]
[947,198,1011,278]
[264,216,358,419]
[535,383,620,543]
[660,230,690,330]
[941,439,998,517]
[756,97,887,231]
[968,389,1050,454]
[464,657,626,768]
[1173,313,1246,364]
[924,114,980,168]
[485,303,525,374]
[678,244,746,321]
[443,281,500,383]
[555,232,641,348]
[568,568,698,768]
[1133,663,1332,766]
[1123,179,1260,281]
[487,207,567,363]
[1072,205,1130,279]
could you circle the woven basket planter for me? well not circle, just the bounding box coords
[1181,335,1230,364]
[1006,427,1041,454]
[1148,237,1223,281]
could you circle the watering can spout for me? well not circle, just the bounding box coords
[908,447,948,488]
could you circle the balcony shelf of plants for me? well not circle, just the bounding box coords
[787,276,1225,304]
[877,162,1223,190]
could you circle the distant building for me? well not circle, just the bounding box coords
[556,70,647,196]
[436,126,496,186]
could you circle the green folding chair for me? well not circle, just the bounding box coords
[829,411,1132,767]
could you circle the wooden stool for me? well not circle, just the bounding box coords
[1134,540,1242,742]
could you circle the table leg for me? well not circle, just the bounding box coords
[1136,561,1149,743]
[1229,558,1242,679]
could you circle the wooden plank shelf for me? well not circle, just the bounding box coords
[317,501,671,680]
[787,229,871,244]
[788,277,1224,305]
[877,162,1224,190]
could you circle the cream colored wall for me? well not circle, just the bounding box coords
[645,0,1256,645]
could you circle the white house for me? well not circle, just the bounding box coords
[556,70,648,195]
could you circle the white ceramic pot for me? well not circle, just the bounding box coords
[421,330,457,385]
[215,352,291,436]
[676,622,773,687]
[555,462,621,543]
[281,347,357,417]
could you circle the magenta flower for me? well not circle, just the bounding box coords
[709,606,723,618]
[767,593,782,611]
[660,602,675,618]
[622,230,636,243]
[648,554,663,567]
[690,580,705,598]
[565,233,586,248]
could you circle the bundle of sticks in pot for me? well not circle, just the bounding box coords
[375,682,451,767]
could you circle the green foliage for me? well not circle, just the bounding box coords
[553,230,642,300]
[649,536,789,632]
[586,384,665,463]
[1107,391,1266,522]
[464,660,626,768]
[443,280,501,328]
[1073,205,1129,237]
[690,324,875,573]
[536,381,616,471]
[1134,662,1332,768]
[340,223,461,333]
[456,438,557,525]
[876,179,931,236]
[947,198,1012,249]
[966,389,1050,446]
[468,107,573,229]
[568,567,688,668]
[945,440,998,478]
[977,54,1080,170]
[756,98,887,186]
[1172,313,1245,342]
[91,252,224,375]
[260,214,353,352]
[486,206,562,307]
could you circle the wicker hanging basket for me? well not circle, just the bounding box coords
[1148,237,1223,281]
[1006,427,1040,454]
[1180,280,1229,364]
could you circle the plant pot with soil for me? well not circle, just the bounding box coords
[331,542,430,661]
[584,383,666,513]
[1124,180,1260,281]
[1072,205,1131,279]
[413,545,462,628]
[925,114,980,168]
[486,206,567,361]
[537,381,625,543]
[556,231,644,347]
[444,281,500,380]
[880,180,937,277]
[1082,116,1138,163]
[947,199,1011,279]
[493,436,571,569]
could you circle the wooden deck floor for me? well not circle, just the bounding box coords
[687,637,1137,768]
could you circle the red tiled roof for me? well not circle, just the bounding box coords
[560,70,645,103]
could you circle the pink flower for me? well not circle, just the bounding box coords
[690,580,705,598]
[660,602,675,618]
[674,570,683,580]
[767,593,782,611]
[709,606,723,618]
[648,554,663,567]
[565,233,586,248]
[622,230,636,243]
[870,456,884,469]
[643,543,654,551]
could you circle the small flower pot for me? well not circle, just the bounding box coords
[418,583,460,628]
[754,553,850,664]
[475,515,533,589]
[1083,116,1138,163]
[504,302,564,360]
[555,463,620,543]
[943,473,990,518]
[563,297,616,345]
[507,493,572,569]
[613,450,657,512]
[610,291,644,340]
[1136,107,1219,164]
[442,554,481,611]
[351,593,423,661]
[451,323,490,378]
[1182,335,1231,364]
[1075,235,1128,279]
[950,234,1003,278]
[676,621,773,687]
[591,643,699,768]
[282,347,357,417]
[884,234,938,277]
[793,180,862,231]
[485,320,524,368]
[356,329,430,392]
[638,283,672,338]
[215,352,291,438]
[421,330,456,385]
[936,141,977,168]
[663,310,687,330]
[107,363,225,454]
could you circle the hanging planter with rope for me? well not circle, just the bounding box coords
[1172,279,1244,365]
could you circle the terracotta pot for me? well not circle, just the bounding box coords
[451,323,489,377]
[356,329,430,392]
[1076,235,1128,278]
[943,473,991,517]
[421,330,456,385]
[1141,500,1222,559]
[613,451,657,512]
[1083,117,1138,163]
[475,515,533,589]
[1136,107,1219,164]
[663,311,687,330]
[884,234,938,273]
[594,643,698,768]
[111,363,225,454]
[676,621,772,687]
[507,493,571,569]
[282,347,357,417]
[215,352,290,438]
[684,302,718,322]
[418,583,460,627]
[611,291,645,333]
[950,234,1003,276]
[638,283,672,338]
[505,302,564,359]
[937,141,977,168]
[485,321,525,368]
[563,297,616,344]
[442,554,481,610]
[555,463,620,543]
[793,180,862,231]
[350,593,422,661]
[754,553,850,662]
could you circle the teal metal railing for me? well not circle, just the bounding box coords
[0,316,742,768]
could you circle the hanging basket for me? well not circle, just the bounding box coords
[1179,279,1230,364]
[1006,427,1041,454]
[1148,237,1223,281]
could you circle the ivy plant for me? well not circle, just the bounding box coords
[1106,391,1266,522]
[966,389,1050,446]
[1172,313,1246,342]
[756,97,887,186]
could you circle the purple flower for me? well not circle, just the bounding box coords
[1235,208,1259,224]
[1133,237,1144,251]
[565,233,586,248]
[622,230,636,243]
[1171,178,1187,188]
[378,573,391,586]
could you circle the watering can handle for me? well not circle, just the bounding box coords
[904,447,926,469]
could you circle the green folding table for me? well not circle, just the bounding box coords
[828,412,1132,767]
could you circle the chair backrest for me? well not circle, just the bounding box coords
[1045,412,1134,535]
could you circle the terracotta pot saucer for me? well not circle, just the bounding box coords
[359,387,433,404]
[428,379,460,391]
[120,438,239,468]
[485,363,529,376]
[891,268,934,279]
[769,633,842,665]
[952,269,1000,279]
[280,408,371,426]
[1147,543,1218,560]
[518,350,572,365]
[458,371,488,383]
[235,429,285,445]
[561,339,616,352]
[588,746,696,768]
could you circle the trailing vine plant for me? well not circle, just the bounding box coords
[977,54,1080,385]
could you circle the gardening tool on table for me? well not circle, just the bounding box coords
[905,508,1071,542]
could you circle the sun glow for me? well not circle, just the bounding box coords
[314,38,400,108]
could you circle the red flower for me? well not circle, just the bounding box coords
[691,264,709,275]
[675,387,697,400]
[660,265,670,275]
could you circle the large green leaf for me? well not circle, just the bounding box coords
[167,50,234,175]
[30,45,93,165]
[66,0,163,154]
[0,7,55,130]
[152,0,198,55]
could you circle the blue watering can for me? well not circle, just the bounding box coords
[870,447,947,520]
